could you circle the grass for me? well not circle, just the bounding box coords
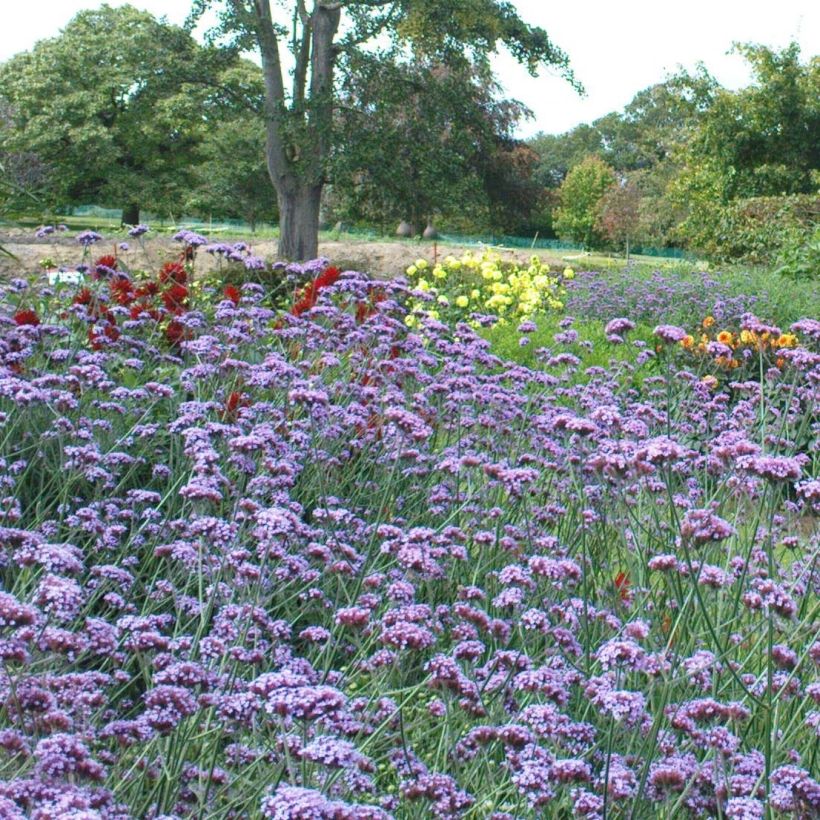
[483,313,655,375]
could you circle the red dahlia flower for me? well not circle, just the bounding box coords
[292,266,341,317]
[614,572,631,603]
[93,255,118,280]
[160,262,187,285]
[110,278,135,306]
[129,303,160,321]
[165,319,190,345]
[135,282,160,298]
[162,284,188,313]
[224,285,241,306]
[223,390,250,419]
[87,323,120,350]
[13,309,40,326]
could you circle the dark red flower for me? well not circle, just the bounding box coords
[223,390,250,419]
[162,284,188,313]
[159,262,187,286]
[95,254,117,269]
[110,278,135,306]
[129,303,160,322]
[165,319,190,345]
[93,255,118,280]
[135,282,160,298]
[87,322,120,350]
[355,287,387,324]
[13,309,40,327]
[224,285,241,306]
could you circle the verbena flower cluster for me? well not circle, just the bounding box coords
[0,237,817,818]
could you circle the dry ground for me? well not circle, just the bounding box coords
[0,227,579,279]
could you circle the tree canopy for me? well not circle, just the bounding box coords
[0,4,245,224]
[189,0,579,258]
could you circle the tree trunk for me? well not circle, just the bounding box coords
[121,203,139,226]
[277,183,322,261]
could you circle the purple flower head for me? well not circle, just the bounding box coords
[790,318,820,339]
[653,324,687,344]
[605,317,635,337]
[76,230,103,247]
[244,255,266,271]
[173,229,208,246]
[34,733,106,781]
[128,224,150,237]
[739,454,805,483]
[680,508,735,545]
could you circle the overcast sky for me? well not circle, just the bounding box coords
[1,1,817,137]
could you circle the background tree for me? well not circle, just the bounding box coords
[689,43,818,199]
[190,0,578,260]
[483,139,547,235]
[669,43,818,257]
[331,56,530,235]
[529,125,603,189]
[553,155,616,248]
[0,4,233,225]
[184,61,279,229]
[595,172,644,259]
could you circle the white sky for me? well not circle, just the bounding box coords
[1,1,817,137]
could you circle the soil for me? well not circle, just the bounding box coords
[0,227,574,279]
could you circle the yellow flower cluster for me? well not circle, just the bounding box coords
[405,251,566,327]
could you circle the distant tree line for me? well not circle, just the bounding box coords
[0,5,816,266]
[529,43,819,264]
[1,2,577,259]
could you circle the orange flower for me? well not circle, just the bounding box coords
[680,334,694,349]
[702,316,715,329]
[614,572,631,603]
[717,330,733,345]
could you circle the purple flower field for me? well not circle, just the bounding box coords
[0,239,817,818]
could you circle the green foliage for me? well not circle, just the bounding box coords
[332,55,544,236]
[669,43,819,260]
[774,224,820,281]
[691,43,819,199]
[675,192,819,264]
[553,155,616,248]
[186,115,279,229]
[484,312,654,377]
[331,58,503,232]
[0,5,235,221]
[191,0,578,258]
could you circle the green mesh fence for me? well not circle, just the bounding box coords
[59,206,690,259]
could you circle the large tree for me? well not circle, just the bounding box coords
[331,56,529,234]
[190,0,578,259]
[684,43,818,199]
[0,4,234,225]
